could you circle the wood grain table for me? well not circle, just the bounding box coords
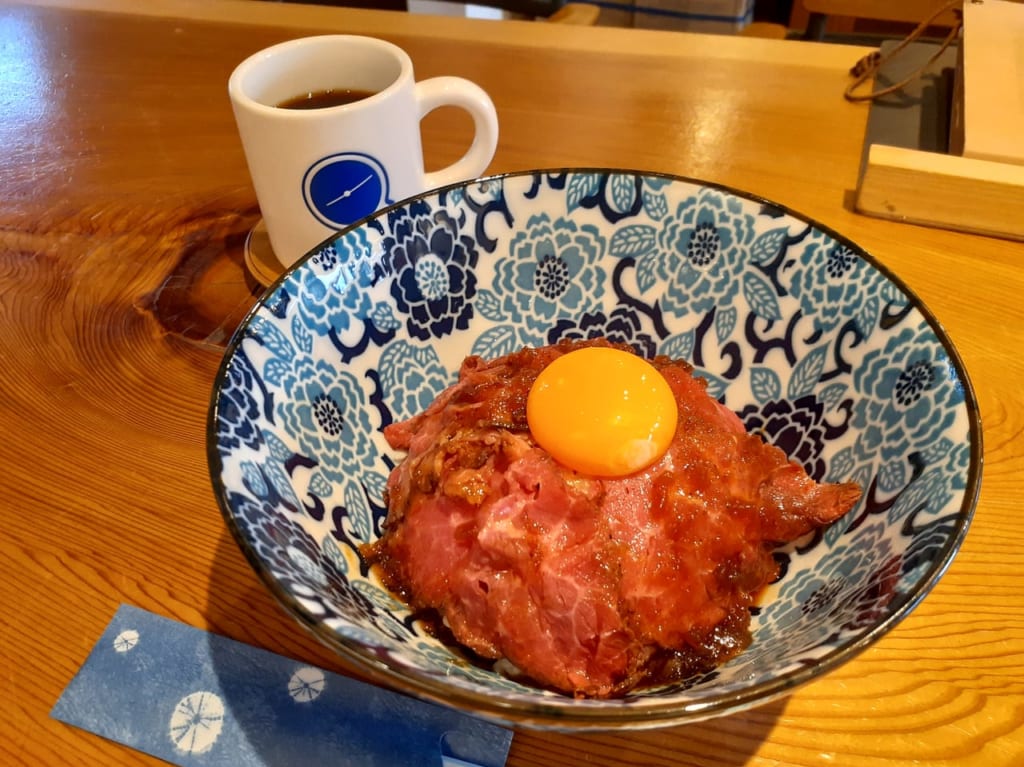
[2,0,1022,764]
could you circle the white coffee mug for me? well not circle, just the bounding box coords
[229,35,499,267]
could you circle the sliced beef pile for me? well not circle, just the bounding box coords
[364,339,861,698]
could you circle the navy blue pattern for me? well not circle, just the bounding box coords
[208,170,980,728]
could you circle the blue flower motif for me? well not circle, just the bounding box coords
[786,234,890,335]
[379,341,451,422]
[216,350,264,452]
[293,232,377,337]
[737,394,843,482]
[276,355,377,485]
[546,306,658,358]
[756,522,900,657]
[382,203,478,340]
[851,323,963,462]
[494,213,606,337]
[937,438,973,492]
[649,189,753,316]
[231,490,380,624]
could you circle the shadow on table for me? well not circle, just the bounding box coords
[513,698,785,766]
[203,531,786,767]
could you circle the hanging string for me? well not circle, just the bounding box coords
[844,0,965,102]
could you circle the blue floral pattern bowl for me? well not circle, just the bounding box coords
[208,169,981,730]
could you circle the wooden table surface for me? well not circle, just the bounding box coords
[2,0,1022,764]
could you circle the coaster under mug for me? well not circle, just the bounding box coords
[243,219,285,288]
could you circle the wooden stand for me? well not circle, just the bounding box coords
[854,0,1024,241]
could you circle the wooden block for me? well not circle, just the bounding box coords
[855,143,1024,241]
[800,0,961,26]
[547,2,601,24]
[959,0,1024,165]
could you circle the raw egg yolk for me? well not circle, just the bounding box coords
[526,347,679,477]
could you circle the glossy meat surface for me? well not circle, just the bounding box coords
[366,339,861,697]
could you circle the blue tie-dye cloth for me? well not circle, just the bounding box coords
[52,604,512,767]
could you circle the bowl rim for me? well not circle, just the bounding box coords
[206,167,983,730]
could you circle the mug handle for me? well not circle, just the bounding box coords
[415,77,499,191]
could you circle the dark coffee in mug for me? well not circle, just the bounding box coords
[276,88,377,109]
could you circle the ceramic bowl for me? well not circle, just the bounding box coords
[207,169,981,730]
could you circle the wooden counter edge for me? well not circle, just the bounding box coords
[6,0,871,64]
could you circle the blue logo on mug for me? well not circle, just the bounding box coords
[302,153,392,228]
